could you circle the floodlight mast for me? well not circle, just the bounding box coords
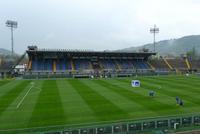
[150,24,159,53]
[6,20,18,56]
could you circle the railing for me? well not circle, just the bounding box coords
[0,113,200,134]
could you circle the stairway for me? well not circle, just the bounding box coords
[147,61,155,70]
[9,52,27,73]
[28,60,32,70]
[115,60,121,70]
[185,58,191,70]
[53,60,56,73]
[163,58,173,70]
[71,59,75,72]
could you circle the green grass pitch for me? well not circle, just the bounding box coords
[0,75,200,132]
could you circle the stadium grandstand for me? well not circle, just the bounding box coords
[25,46,156,78]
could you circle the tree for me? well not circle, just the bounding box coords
[186,46,197,59]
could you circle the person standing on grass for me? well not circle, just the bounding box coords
[149,90,155,97]
[175,96,180,105]
[179,99,183,106]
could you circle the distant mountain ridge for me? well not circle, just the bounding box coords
[1,35,200,57]
[119,35,200,56]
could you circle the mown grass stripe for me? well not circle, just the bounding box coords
[97,79,176,115]
[68,79,128,121]
[56,80,98,123]
[0,81,30,116]
[0,80,11,87]
[28,80,66,127]
[0,81,23,98]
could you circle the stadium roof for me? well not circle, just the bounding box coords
[26,46,156,59]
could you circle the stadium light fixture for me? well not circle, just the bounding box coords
[150,24,159,53]
[6,20,18,55]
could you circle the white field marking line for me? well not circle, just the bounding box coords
[28,86,42,93]
[28,87,42,95]
[9,86,41,110]
[16,84,34,109]
[34,86,42,92]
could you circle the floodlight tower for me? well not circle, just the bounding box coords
[6,20,18,55]
[150,24,159,52]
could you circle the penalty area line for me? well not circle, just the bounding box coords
[16,84,34,109]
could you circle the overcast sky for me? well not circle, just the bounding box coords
[1,0,200,54]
